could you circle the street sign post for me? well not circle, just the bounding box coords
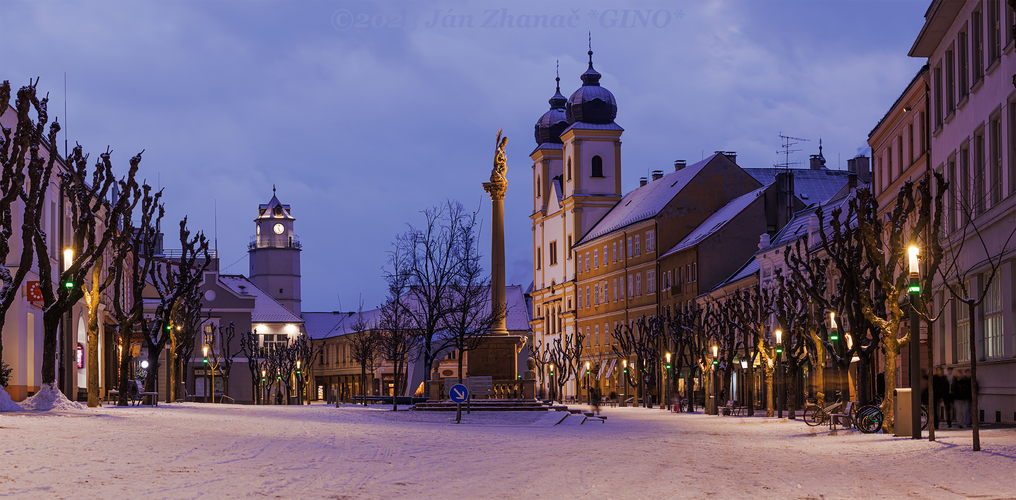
[449,384,468,403]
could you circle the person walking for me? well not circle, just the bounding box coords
[952,370,972,428]
[932,367,950,429]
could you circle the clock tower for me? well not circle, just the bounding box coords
[249,187,302,316]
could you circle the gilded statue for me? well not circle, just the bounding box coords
[484,128,508,200]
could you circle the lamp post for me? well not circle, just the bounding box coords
[261,369,267,406]
[622,359,628,407]
[908,245,922,439]
[665,352,672,410]
[202,345,209,403]
[711,345,719,414]
[775,329,783,418]
[740,357,748,413]
[585,361,591,405]
[549,363,555,403]
[296,360,302,405]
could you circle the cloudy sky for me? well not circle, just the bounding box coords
[1,0,929,312]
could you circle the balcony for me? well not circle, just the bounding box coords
[249,235,301,250]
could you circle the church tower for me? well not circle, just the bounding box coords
[530,44,623,358]
[249,188,301,316]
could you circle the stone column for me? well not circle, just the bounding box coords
[483,130,509,335]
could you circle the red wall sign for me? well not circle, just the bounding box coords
[26,281,43,302]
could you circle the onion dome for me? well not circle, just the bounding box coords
[535,71,569,146]
[565,45,617,125]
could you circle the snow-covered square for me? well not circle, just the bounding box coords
[2,403,1015,499]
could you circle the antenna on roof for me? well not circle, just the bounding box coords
[214,199,218,260]
[63,72,68,157]
[776,132,808,171]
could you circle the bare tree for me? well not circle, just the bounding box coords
[377,241,421,411]
[291,334,321,405]
[140,218,210,400]
[443,217,503,422]
[0,80,59,368]
[169,289,204,402]
[348,310,380,406]
[938,172,1015,451]
[239,328,267,405]
[111,185,163,406]
[547,328,584,403]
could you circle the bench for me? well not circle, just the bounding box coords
[130,380,159,407]
[829,402,854,431]
[106,389,120,404]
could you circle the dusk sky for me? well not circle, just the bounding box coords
[1,0,929,312]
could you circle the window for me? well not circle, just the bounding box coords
[990,115,1002,205]
[628,275,633,298]
[549,241,558,266]
[974,130,986,215]
[635,273,642,296]
[591,155,603,177]
[567,158,572,180]
[262,334,289,353]
[593,284,599,306]
[909,123,915,167]
[603,245,608,267]
[613,278,618,301]
[568,235,573,259]
[956,283,971,363]
[537,247,542,270]
[634,235,641,256]
[646,230,655,251]
[594,249,599,269]
[585,252,590,271]
[961,144,971,225]
[604,322,610,346]
[578,254,583,274]
[984,277,1003,359]
[627,237,633,258]
[948,157,958,233]
[594,324,600,347]
[692,263,697,282]
[586,327,591,348]
[612,242,618,262]
[536,176,541,198]
[989,0,1001,63]
[585,287,590,308]
[888,146,894,181]
[934,66,943,129]
[898,135,904,175]
[647,270,656,294]
[959,30,969,100]
[663,270,670,290]
[946,48,955,114]
[974,9,984,81]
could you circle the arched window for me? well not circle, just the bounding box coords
[591,155,603,177]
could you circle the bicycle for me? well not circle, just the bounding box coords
[854,404,884,433]
[803,391,847,427]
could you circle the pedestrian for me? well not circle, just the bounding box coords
[952,369,972,428]
[932,367,950,428]
[943,367,955,427]
[591,387,601,415]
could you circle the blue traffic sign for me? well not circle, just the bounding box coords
[449,384,469,403]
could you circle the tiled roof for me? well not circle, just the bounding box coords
[744,168,852,206]
[561,121,624,135]
[577,153,723,245]
[660,186,766,258]
[713,258,760,292]
[218,275,303,324]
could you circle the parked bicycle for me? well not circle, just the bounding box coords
[854,404,884,434]
[803,391,847,427]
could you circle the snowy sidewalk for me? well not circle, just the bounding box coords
[1,403,1014,499]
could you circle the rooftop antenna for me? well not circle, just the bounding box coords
[776,132,808,224]
[214,199,218,259]
[63,72,68,157]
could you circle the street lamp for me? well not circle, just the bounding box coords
[622,359,628,407]
[908,244,921,439]
[711,344,719,415]
[296,360,302,405]
[549,363,555,402]
[261,369,267,406]
[585,361,591,405]
[202,345,210,403]
[775,329,784,418]
[665,352,672,410]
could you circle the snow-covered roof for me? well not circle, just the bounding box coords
[660,186,767,258]
[744,168,852,206]
[712,258,760,293]
[561,121,625,135]
[757,191,854,255]
[578,153,724,245]
[303,285,532,340]
[218,275,304,324]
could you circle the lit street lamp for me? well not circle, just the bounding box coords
[622,359,628,407]
[775,329,784,419]
[908,244,922,440]
[665,352,672,411]
[549,363,555,403]
[202,345,210,403]
[585,361,591,405]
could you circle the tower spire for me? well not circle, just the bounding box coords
[556,60,560,93]
[588,32,593,68]
[273,184,276,196]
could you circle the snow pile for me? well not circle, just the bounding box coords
[0,387,23,412]
[18,383,85,411]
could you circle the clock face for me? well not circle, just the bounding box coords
[273,223,285,235]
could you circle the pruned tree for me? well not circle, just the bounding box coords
[291,334,321,405]
[728,285,775,416]
[169,290,204,403]
[239,328,267,405]
[548,328,584,403]
[111,184,163,406]
[611,321,639,406]
[0,80,59,370]
[140,217,210,400]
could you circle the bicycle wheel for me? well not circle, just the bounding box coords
[857,405,884,434]
[921,405,929,430]
[803,405,825,426]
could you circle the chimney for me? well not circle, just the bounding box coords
[810,154,827,170]
[651,170,663,181]
[716,151,736,163]
[639,177,648,187]
[847,155,871,184]
[674,160,686,171]
[759,233,771,250]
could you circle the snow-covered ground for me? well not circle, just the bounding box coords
[2,403,1014,499]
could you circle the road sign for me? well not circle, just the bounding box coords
[449,384,469,403]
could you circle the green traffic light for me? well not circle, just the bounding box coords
[830,335,839,341]
[776,348,783,354]
[909,285,921,293]
[666,364,671,369]
[64,281,74,288]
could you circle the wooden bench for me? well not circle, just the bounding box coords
[829,402,854,431]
